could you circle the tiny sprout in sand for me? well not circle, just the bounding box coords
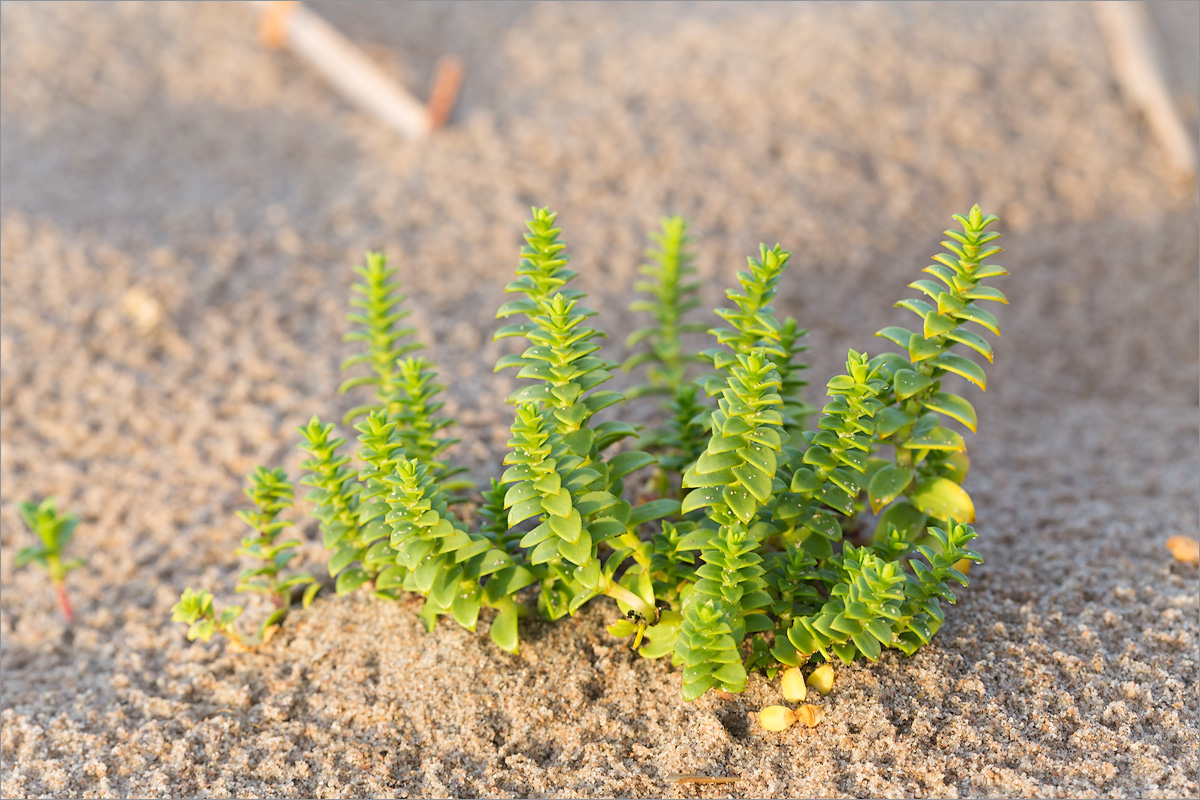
[15,497,86,623]
[173,205,1006,701]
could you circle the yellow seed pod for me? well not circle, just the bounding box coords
[806,663,835,696]
[1166,535,1200,566]
[759,705,796,731]
[780,667,807,703]
[794,704,826,728]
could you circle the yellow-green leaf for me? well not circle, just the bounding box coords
[921,392,978,432]
[911,477,975,523]
[929,353,986,390]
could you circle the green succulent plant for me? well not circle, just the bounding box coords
[174,204,1006,702]
[234,467,320,635]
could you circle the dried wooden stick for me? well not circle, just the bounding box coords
[427,56,465,131]
[664,773,742,784]
[245,0,434,140]
[1093,1,1197,178]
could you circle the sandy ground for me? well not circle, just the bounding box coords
[1,2,1198,797]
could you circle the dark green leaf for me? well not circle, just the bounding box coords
[609,451,656,480]
[868,465,914,513]
[875,407,916,439]
[629,498,681,527]
[335,568,371,595]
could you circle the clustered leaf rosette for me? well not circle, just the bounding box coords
[392,357,472,497]
[381,457,535,647]
[623,217,710,497]
[15,497,85,587]
[492,209,675,627]
[171,588,244,644]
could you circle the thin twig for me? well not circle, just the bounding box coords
[427,56,465,131]
[664,773,743,785]
[1093,1,1197,178]
[245,0,434,140]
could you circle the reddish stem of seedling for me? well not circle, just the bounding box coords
[55,583,75,624]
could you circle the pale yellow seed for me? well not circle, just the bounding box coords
[759,705,796,731]
[806,663,835,696]
[1166,535,1200,566]
[780,667,807,703]
[793,704,825,728]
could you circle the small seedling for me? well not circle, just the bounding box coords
[172,467,319,646]
[15,497,86,622]
[171,587,249,647]
[234,466,320,636]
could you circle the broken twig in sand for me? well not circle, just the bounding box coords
[245,1,462,140]
[1092,1,1197,178]
[664,774,742,784]
[427,56,465,131]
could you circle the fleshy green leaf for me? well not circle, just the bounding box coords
[868,465,914,513]
[911,477,976,523]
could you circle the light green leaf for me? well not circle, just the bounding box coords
[489,601,520,654]
[335,568,370,595]
[722,485,759,524]
[732,463,773,504]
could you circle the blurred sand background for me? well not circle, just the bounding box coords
[1,2,1197,797]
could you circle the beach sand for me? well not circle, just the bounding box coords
[1,2,1197,797]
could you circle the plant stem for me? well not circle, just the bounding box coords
[55,582,75,624]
